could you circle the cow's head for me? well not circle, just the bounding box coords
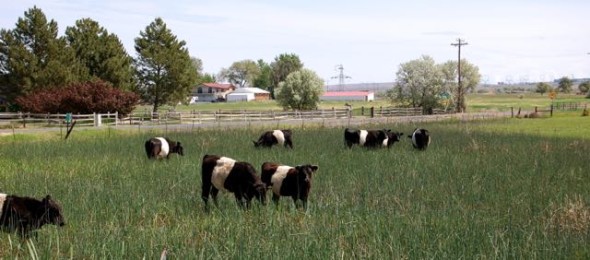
[386,131,404,147]
[42,195,65,227]
[244,163,267,204]
[171,142,184,156]
[252,140,261,147]
[296,164,319,184]
[253,182,267,204]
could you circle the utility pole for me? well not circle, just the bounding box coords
[451,38,468,112]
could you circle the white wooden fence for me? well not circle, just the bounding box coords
[0,107,464,129]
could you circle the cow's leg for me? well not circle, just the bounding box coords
[210,187,220,207]
[272,194,280,207]
[345,140,353,148]
[285,138,293,149]
[233,192,246,209]
[201,180,212,209]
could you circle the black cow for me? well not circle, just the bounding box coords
[0,193,65,238]
[145,137,184,159]
[344,128,403,148]
[261,162,319,209]
[201,155,267,209]
[408,128,431,150]
[253,130,293,148]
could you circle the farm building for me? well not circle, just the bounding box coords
[226,87,271,102]
[321,91,375,101]
[190,83,236,103]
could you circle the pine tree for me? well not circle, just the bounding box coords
[65,18,135,91]
[0,6,82,102]
[134,18,197,112]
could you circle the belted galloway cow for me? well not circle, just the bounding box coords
[201,155,267,209]
[0,193,65,238]
[253,130,293,148]
[409,128,431,150]
[261,162,319,209]
[344,128,403,148]
[145,137,184,159]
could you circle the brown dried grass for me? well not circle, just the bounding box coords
[547,195,590,234]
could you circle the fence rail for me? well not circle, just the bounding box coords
[2,103,583,130]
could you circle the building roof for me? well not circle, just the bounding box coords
[229,87,270,94]
[200,83,235,90]
[322,91,373,97]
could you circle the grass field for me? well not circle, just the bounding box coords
[138,92,587,115]
[1,113,589,258]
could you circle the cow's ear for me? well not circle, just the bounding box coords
[311,165,319,172]
[43,195,51,203]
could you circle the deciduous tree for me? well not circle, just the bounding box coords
[535,82,552,95]
[557,77,573,93]
[275,69,324,110]
[219,59,259,88]
[15,80,138,115]
[134,18,198,112]
[391,55,443,114]
[271,53,303,98]
[253,59,272,91]
[439,59,481,112]
[578,81,590,94]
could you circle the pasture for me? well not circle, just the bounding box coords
[0,116,589,258]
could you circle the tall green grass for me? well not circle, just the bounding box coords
[0,117,589,258]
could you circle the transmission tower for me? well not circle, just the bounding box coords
[331,64,351,91]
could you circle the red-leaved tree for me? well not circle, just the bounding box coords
[15,81,139,116]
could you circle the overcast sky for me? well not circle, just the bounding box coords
[2,0,590,85]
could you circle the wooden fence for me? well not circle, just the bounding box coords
[4,102,582,129]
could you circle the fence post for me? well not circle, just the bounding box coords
[511,107,514,118]
[361,106,365,116]
[535,106,538,113]
[550,104,553,117]
[370,107,374,118]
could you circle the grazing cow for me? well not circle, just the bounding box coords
[261,162,319,209]
[344,128,402,148]
[253,130,293,148]
[0,193,65,238]
[145,137,184,159]
[409,128,431,150]
[201,155,267,209]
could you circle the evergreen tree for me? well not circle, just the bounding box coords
[134,18,198,112]
[0,6,82,102]
[65,18,135,91]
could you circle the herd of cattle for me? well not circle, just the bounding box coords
[0,127,429,238]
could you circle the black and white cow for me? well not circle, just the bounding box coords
[261,162,319,209]
[344,128,403,148]
[253,130,293,148]
[145,137,184,159]
[0,193,65,238]
[408,128,431,150]
[201,155,267,209]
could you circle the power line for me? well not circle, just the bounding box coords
[451,38,468,112]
